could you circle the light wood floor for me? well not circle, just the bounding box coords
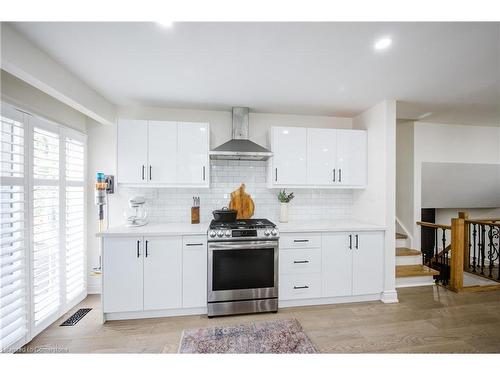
[20,286,500,353]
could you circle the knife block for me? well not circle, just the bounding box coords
[191,207,200,224]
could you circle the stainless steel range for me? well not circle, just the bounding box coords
[207,219,279,317]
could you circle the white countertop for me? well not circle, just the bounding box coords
[97,219,385,237]
[96,223,209,237]
[276,219,386,233]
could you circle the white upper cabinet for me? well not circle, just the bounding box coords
[148,121,177,184]
[177,122,209,186]
[336,130,367,187]
[117,120,148,184]
[117,120,209,187]
[307,128,337,185]
[268,126,367,188]
[269,127,307,186]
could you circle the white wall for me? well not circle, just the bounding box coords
[413,121,500,249]
[1,70,87,133]
[1,23,116,125]
[353,100,397,303]
[396,120,414,241]
[86,107,354,293]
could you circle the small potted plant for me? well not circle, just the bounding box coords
[277,189,294,223]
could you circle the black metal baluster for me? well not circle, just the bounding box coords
[488,225,494,278]
[472,224,477,273]
[480,225,486,275]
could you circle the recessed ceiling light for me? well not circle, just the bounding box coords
[157,21,173,28]
[374,37,392,51]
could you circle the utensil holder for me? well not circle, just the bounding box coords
[191,206,200,224]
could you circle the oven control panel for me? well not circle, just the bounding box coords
[208,227,279,240]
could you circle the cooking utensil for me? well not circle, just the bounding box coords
[212,207,237,222]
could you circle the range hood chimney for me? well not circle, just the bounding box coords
[209,107,273,161]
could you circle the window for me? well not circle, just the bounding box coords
[0,106,27,351]
[0,104,87,351]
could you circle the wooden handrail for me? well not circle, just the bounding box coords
[465,219,500,227]
[417,221,452,230]
[468,218,500,223]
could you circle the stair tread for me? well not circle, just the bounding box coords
[396,247,421,257]
[396,233,408,239]
[396,265,440,277]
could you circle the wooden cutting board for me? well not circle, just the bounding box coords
[229,184,255,219]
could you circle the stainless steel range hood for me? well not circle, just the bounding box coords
[209,107,273,161]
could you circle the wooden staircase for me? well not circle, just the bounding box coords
[395,233,439,288]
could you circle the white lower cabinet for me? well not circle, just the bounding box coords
[103,237,144,313]
[182,236,207,308]
[103,235,207,316]
[279,230,385,305]
[321,233,352,297]
[143,237,182,310]
[352,232,384,295]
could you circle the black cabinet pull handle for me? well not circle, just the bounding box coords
[294,285,309,289]
[202,166,205,181]
[186,243,204,247]
[294,239,309,243]
[141,165,145,180]
[275,168,278,182]
[145,240,149,257]
[333,169,336,182]
[149,166,152,180]
[355,234,359,249]
[293,260,309,264]
[349,235,352,250]
[339,168,342,182]
[137,240,140,257]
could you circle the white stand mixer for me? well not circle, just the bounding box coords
[125,196,148,227]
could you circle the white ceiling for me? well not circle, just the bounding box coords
[10,22,500,125]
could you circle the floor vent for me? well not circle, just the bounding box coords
[60,308,92,326]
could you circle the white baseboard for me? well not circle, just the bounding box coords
[104,306,207,321]
[87,284,102,295]
[278,293,382,308]
[396,276,435,288]
[381,290,399,303]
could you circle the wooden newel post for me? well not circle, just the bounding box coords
[450,217,465,292]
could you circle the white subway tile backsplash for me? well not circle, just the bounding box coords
[122,160,352,223]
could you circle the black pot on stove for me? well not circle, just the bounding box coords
[212,207,237,222]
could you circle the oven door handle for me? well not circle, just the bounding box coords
[208,241,278,251]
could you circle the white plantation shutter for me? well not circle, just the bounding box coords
[32,125,61,330]
[1,103,87,352]
[65,136,85,301]
[0,108,28,351]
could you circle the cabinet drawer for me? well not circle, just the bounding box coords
[279,233,321,249]
[279,273,321,300]
[280,248,321,274]
[182,235,207,250]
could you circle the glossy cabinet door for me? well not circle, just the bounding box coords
[352,231,384,295]
[321,233,353,297]
[182,236,207,308]
[148,121,177,183]
[271,127,307,185]
[103,237,144,313]
[117,120,148,184]
[336,130,367,186]
[307,128,337,185]
[177,122,209,186]
[143,236,183,311]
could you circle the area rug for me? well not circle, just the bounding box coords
[178,318,318,354]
